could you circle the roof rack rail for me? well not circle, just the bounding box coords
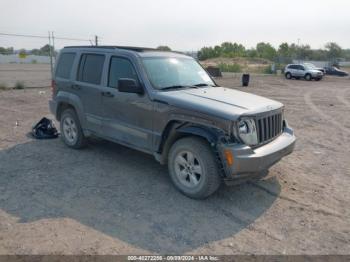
[64,45,158,52]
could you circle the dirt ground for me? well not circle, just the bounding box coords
[0,72,349,255]
[0,64,51,88]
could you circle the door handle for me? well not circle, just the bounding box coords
[101,91,114,97]
[71,84,81,90]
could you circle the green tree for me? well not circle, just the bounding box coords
[156,45,171,51]
[198,46,216,60]
[256,42,277,60]
[325,42,342,61]
[278,43,290,57]
[297,44,312,60]
[246,48,258,58]
[0,46,14,55]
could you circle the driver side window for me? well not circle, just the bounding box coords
[108,57,139,88]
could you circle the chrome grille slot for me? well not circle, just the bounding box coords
[255,111,283,145]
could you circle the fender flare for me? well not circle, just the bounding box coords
[155,122,224,164]
[56,91,87,129]
[176,125,219,145]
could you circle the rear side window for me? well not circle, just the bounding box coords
[108,57,139,88]
[77,54,105,85]
[56,53,75,79]
[288,65,297,69]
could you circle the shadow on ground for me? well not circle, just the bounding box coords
[0,139,281,253]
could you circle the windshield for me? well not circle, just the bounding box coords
[142,57,215,90]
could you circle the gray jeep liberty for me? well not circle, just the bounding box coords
[49,46,296,199]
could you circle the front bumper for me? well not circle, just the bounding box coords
[218,126,296,184]
[312,73,323,78]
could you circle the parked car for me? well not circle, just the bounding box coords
[324,66,349,77]
[303,63,326,74]
[284,64,323,81]
[50,46,296,199]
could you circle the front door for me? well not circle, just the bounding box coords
[296,65,306,77]
[100,56,154,151]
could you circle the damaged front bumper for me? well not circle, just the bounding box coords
[218,126,296,185]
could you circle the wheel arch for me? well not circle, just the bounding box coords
[156,121,224,165]
[55,92,87,130]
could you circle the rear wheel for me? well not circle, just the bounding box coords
[168,137,221,199]
[304,73,312,81]
[285,72,292,79]
[60,108,87,149]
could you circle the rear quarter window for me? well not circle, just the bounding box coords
[55,52,76,79]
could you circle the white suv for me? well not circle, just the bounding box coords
[284,64,323,81]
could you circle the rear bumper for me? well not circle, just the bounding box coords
[218,126,296,184]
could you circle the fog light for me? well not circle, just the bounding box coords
[224,149,234,166]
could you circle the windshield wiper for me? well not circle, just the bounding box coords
[160,83,216,91]
[193,83,215,87]
[160,85,199,91]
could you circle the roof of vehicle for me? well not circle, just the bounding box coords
[63,45,191,58]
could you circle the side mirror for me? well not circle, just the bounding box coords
[118,78,143,94]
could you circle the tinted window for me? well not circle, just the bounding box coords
[108,57,139,88]
[56,53,75,79]
[78,54,105,85]
[298,65,305,70]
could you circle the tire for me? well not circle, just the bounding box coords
[304,74,312,81]
[168,137,221,199]
[60,108,87,149]
[285,72,292,79]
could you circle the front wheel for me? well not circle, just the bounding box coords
[168,137,221,199]
[304,74,312,81]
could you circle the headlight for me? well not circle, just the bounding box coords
[238,118,258,146]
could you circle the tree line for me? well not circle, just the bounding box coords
[197,42,350,63]
[2,43,349,63]
[0,44,57,56]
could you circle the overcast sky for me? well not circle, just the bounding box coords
[1,0,349,51]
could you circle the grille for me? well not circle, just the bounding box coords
[255,111,283,145]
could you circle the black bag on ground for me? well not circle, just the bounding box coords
[32,117,59,139]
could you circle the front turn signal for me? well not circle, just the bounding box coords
[224,149,234,166]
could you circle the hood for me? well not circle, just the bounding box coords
[309,69,323,74]
[154,87,283,120]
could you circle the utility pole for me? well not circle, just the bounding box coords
[51,31,56,59]
[48,31,53,79]
[95,35,98,46]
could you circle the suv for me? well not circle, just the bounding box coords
[49,46,296,199]
[284,64,323,81]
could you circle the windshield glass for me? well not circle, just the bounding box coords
[142,57,215,90]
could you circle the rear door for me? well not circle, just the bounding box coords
[288,65,297,76]
[73,53,106,133]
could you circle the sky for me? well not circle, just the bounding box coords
[0,0,350,51]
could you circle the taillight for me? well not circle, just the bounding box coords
[51,79,56,98]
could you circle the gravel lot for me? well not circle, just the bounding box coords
[0,72,349,255]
